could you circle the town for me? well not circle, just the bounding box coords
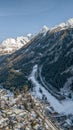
[0,86,73,130]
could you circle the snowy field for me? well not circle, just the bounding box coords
[29,65,73,115]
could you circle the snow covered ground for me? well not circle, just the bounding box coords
[29,65,73,115]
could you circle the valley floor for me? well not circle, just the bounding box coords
[0,86,60,130]
[0,66,73,130]
[29,65,73,115]
[29,65,73,129]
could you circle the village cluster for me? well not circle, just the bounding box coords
[0,87,73,130]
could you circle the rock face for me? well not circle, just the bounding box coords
[0,18,73,97]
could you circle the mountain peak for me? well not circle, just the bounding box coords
[27,33,32,38]
[42,25,49,32]
[0,36,29,55]
[39,25,49,35]
[51,18,73,31]
[66,18,73,26]
[42,25,49,30]
[27,33,33,40]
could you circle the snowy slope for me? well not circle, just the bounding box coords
[0,36,30,55]
[51,18,73,31]
[0,25,49,56]
[29,65,73,115]
[0,18,73,92]
[40,25,49,33]
[0,18,73,56]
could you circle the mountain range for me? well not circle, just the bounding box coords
[0,18,73,100]
[0,35,33,55]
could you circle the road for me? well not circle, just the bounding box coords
[29,65,62,130]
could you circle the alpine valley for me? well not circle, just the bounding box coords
[0,19,73,130]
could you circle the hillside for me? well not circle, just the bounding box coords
[0,19,73,130]
[0,19,73,98]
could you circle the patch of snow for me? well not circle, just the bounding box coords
[15,69,20,73]
[39,25,49,36]
[28,65,43,99]
[29,65,73,115]
[27,33,33,39]
[61,66,73,74]
[51,18,73,31]
[16,36,29,43]
[42,25,49,32]
[66,119,72,125]
[66,18,73,27]
[0,36,30,55]
[60,77,73,98]
[51,23,66,30]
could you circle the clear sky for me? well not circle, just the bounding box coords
[0,0,73,42]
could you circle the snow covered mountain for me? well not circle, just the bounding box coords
[51,18,73,31]
[39,25,49,34]
[0,18,73,98]
[0,36,30,55]
[1,18,73,56]
[0,18,73,56]
[0,26,49,56]
[0,18,73,130]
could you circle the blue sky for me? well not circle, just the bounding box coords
[0,0,73,42]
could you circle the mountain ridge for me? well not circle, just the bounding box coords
[0,18,73,98]
[0,18,73,56]
[0,36,30,55]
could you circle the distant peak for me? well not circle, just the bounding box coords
[39,25,49,35]
[67,18,73,22]
[51,18,73,31]
[42,25,49,32]
[66,18,73,26]
[27,33,33,40]
[27,33,32,38]
[0,36,30,55]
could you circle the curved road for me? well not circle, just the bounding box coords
[29,65,73,115]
